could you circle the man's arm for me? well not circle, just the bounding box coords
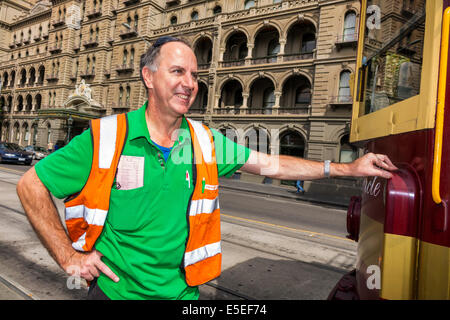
[16,167,119,283]
[241,151,397,180]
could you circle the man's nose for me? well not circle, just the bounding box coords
[182,72,196,90]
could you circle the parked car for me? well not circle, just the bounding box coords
[24,145,49,160]
[0,142,33,165]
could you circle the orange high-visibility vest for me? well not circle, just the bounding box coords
[64,114,221,286]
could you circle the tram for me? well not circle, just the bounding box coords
[329,0,450,299]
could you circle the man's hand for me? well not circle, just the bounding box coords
[63,250,119,283]
[347,152,398,179]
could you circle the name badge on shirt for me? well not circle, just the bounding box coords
[116,156,145,190]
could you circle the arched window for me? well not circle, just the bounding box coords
[338,70,351,102]
[119,86,123,106]
[213,6,222,14]
[126,86,130,106]
[244,0,255,10]
[123,49,128,65]
[301,33,316,53]
[343,11,356,41]
[92,56,96,73]
[191,11,199,21]
[134,14,139,29]
[130,48,135,65]
[267,39,280,56]
[263,88,275,113]
[47,124,51,144]
[295,86,311,105]
[170,16,177,25]
[23,123,29,144]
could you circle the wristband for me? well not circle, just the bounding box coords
[324,160,331,178]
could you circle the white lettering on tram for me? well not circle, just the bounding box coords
[366,5,381,30]
[362,177,382,198]
[367,265,381,290]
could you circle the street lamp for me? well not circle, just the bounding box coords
[122,23,152,46]
[66,115,73,145]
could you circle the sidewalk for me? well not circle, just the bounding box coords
[219,177,351,208]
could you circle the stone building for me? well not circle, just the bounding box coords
[0,0,362,188]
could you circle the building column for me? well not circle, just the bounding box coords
[240,93,249,115]
[278,39,286,63]
[245,43,254,66]
[272,91,282,115]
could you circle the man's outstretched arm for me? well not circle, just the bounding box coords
[240,151,397,180]
[16,167,119,283]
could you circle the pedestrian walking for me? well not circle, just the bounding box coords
[16,36,398,300]
[296,180,305,194]
[47,141,53,153]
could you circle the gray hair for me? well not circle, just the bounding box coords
[140,36,192,89]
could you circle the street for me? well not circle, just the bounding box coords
[0,162,356,300]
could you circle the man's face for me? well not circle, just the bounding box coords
[144,42,199,116]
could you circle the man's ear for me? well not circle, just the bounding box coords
[142,66,154,90]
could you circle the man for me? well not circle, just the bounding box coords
[16,36,397,300]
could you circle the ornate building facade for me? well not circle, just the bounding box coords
[0,0,361,184]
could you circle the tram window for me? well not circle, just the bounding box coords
[361,0,426,115]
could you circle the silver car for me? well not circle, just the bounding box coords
[24,145,49,160]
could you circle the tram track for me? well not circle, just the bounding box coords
[0,273,37,300]
[0,166,353,300]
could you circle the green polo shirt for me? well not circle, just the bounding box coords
[35,102,251,300]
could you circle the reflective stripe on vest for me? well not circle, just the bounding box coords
[64,114,127,252]
[184,241,221,268]
[184,118,221,286]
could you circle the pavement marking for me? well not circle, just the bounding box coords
[221,213,353,242]
[0,166,26,175]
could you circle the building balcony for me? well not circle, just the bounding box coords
[83,39,99,48]
[80,71,95,79]
[115,64,134,73]
[86,10,102,19]
[335,33,358,50]
[69,74,78,81]
[282,52,314,61]
[33,35,42,41]
[111,102,130,109]
[250,55,277,65]
[23,38,30,44]
[166,0,180,7]
[119,28,138,39]
[9,42,15,48]
[51,19,65,27]
[197,63,211,70]
[220,59,245,68]
[124,0,140,6]
[46,74,59,81]
[401,2,417,17]
[188,107,207,114]
[16,41,23,47]
[278,106,310,115]
[329,95,352,108]
[214,106,240,115]
[49,45,62,54]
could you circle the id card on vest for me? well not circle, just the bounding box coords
[116,155,144,190]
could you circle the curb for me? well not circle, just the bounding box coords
[219,183,349,209]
